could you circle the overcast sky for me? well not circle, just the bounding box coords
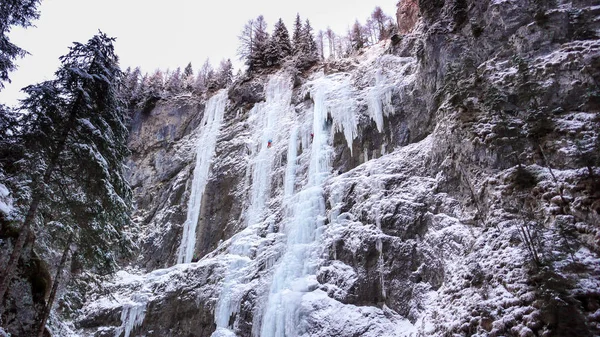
[0,0,398,106]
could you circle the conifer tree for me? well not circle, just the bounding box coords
[194,59,213,93]
[265,18,291,67]
[120,66,142,106]
[183,62,194,92]
[0,0,40,89]
[0,33,132,321]
[292,13,303,56]
[294,19,319,68]
[350,20,366,50]
[165,67,183,95]
[248,15,268,70]
[215,59,233,88]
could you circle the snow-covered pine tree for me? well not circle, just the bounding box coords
[120,66,142,107]
[0,0,40,89]
[350,20,366,50]
[248,15,268,71]
[295,19,319,69]
[144,69,165,99]
[215,59,233,88]
[0,33,133,326]
[183,62,194,92]
[265,18,291,67]
[194,59,213,94]
[292,13,303,56]
[165,67,183,95]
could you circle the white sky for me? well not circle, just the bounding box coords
[0,0,398,106]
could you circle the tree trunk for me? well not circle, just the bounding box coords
[0,96,81,308]
[36,234,73,337]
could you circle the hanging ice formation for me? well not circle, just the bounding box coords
[177,90,228,264]
[259,80,331,337]
[211,67,393,337]
[212,74,294,337]
[114,294,148,337]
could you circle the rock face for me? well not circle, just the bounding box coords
[396,0,419,34]
[53,0,600,336]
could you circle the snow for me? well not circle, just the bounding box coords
[177,90,228,264]
[69,37,600,337]
[0,183,11,215]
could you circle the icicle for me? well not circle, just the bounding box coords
[284,126,299,198]
[259,82,331,337]
[367,68,394,133]
[246,75,293,227]
[211,74,294,337]
[115,294,148,337]
[375,207,386,301]
[177,90,228,264]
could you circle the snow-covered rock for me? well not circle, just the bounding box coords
[49,0,600,336]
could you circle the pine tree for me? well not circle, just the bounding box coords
[292,13,303,56]
[0,0,40,89]
[294,19,319,68]
[0,33,132,326]
[350,20,366,50]
[165,67,183,95]
[144,69,165,99]
[265,18,291,67]
[183,62,193,79]
[183,62,194,92]
[215,59,233,88]
[120,66,142,107]
[248,15,268,70]
[194,58,213,93]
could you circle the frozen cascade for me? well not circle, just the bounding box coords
[212,74,294,337]
[367,68,394,133]
[321,74,358,154]
[284,125,299,198]
[114,294,148,337]
[245,75,294,226]
[177,90,228,264]
[259,82,331,337]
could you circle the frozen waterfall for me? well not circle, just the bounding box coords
[259,82,331,337]
[177,90,228,264]
[212,74,295,337]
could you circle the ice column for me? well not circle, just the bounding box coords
[367,68,394,132]
[245,75,293,227]
[259,83,331,337]
[212,75,293,337]
[114,294,148,337]
[177,90,228,264]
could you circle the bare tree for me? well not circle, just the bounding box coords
[237,18,254,61]
[325,27,335,59]
[371,6,393,40]
[316,30,325,60]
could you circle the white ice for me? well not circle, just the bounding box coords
[177,90,228,264]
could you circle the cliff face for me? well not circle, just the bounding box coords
[58,0,600,336]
